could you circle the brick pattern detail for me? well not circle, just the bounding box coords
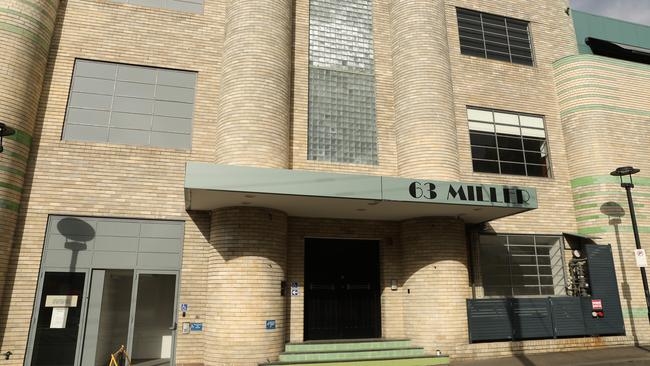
[389,0,460,180]
[555,55,650,345]
[215,0,293,169]
[0,0,59,307]
[206,207,288,365]
[401,218,470,355]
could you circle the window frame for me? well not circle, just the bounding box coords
[456,7,535,66]
[61,58,197,151]
[475,233,568,298]
[467,106,553,179]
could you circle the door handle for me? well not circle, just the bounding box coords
[169,322,177,331]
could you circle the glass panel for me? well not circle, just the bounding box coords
[526,164,548,177]
[495,124,520,136]
[471,146,498,160]
[31,272,86,366]
[500,162,526,175]
[473,159,500,173]
[467,109,494,123]
[523,138,545,151]
[131,274,176,366]
[461,46,487,58]
[94,270,134,366]
[521,127,546,138]
[499,149,525,163]
[493,112,519,125]
[470,132,497,147]
[468,121,495,133]
[512,56,534,66]
[497,135,523,149]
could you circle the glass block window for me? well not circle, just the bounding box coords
[467,107,550,177]
[63,60,196,150]
[456,8,534,66]
[478,234,566,297]
[308,0,378,165]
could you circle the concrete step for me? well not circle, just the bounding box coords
[279,347,426,362]
[262,354,449,366]
[285,339,413,353]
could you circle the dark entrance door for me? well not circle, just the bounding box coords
[304,239,381,340]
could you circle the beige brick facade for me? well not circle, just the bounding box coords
[1,0,649,365]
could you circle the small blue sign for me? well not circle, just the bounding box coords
[265,320,276,330]
[190,323,203,332]
[181,303,189,312]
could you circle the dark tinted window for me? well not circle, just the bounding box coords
[457,8,534,66]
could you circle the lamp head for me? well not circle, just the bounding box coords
[0,122,17,154]
[610,166,640,177]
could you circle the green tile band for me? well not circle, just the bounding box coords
[0,181,22,193]
[577,214,647,222]
[556,84,618,96]
[575,203,599,210]
[11,0,56,23]
[554,54,650,72]
[572,175,650,188]
[0,198,20,212]
[560,104,650,118]
[559,94,620,104]
[554,64,650,79]
[578,225,650,235]
[0,21,50,53]
[4,150,29,163]
[5,128,32,147]
[0,165,26,177]
[555,74,616,86]
[0,7,54,34]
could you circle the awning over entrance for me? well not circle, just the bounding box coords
[184,163,538,223]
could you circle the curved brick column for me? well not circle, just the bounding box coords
[206,207,288,365]
[215,0,293,168]
[401,218,469,355]
[0,1,59,295]
[389,0,459,180]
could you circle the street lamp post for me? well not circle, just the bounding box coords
[610,166,650,322]
[0,122,17,153]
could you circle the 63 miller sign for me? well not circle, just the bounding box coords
[381,177,538,209]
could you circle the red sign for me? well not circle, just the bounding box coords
[592,299,603,311]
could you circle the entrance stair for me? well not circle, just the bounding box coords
[260,339,449,366]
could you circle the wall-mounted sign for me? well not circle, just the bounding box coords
[291,288,299,296]
[291,282,299,289]
[50,308,68,328]
[181,303,189,312]
[45,295,78,308]
[592,299,603,311]
[190,323,203,332]
[406,181,532,206]
[182,322,191,334]
[381,177,537,209]
[266,320,276,330]
[635,249,647,268]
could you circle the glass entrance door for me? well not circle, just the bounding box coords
[127,272,178,366]
[30,272,88,366]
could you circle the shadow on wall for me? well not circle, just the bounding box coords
[57,217,95,271]
[601,201,639,344]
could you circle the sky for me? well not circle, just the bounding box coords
[570,0,650,26]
